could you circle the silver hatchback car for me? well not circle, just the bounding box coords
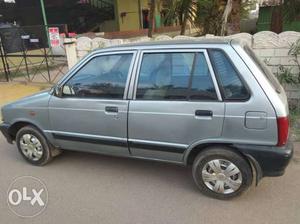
[0,39,293,199]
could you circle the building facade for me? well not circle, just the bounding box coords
[0,0,170,34]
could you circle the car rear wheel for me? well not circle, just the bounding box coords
[16,125,56,166]
[192,146,253,199]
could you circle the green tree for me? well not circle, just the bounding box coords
[284,0,300,23]
[164,0,197,35]
[227,0,242,34]
[224,0,259,35]
[196,0,223,35]
[148,0,156,37]
[222,0,253,35]
[165,0,257,36]
[271,0,300,33]
[220,0,233,35]
[240,0,257,20]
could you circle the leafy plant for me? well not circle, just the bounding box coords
[148,0,156,37]
[197,0,256,35]
[283,0,300,23]
[220,0,235,36]
[288,38,300,83]
[265,38,300,85]
[240,0,257,20]
[196,0,224,35]
[164,0,258,35]
[270,0,300,33]
[276,65,296,84]
[164,0,197,35]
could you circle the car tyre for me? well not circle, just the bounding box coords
[192,146,253,200]
[16,125,55,166]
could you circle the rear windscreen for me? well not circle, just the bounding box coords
[244,46,282,93]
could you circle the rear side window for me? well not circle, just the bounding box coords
[209,50,250,100]
[136,52,218,101]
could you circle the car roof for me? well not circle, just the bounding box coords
[92,38,235,53]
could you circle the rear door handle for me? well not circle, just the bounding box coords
[105,106,118,113]
[195,110,213,117]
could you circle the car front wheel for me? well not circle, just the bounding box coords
[16,125,55,166]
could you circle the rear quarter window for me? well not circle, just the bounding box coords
[209,49,250,101]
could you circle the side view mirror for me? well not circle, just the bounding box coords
[54,85,63,98]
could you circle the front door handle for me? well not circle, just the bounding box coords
[105,106,118,113]
[195,110,213,117]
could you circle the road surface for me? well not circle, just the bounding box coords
[0,135,299,224]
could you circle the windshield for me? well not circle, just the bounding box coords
[244,45,282,93]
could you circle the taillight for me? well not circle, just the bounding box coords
[277,117,289,146]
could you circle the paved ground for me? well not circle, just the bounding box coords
[1,83,300,223]
[0,135,299,224]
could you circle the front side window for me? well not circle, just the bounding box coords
[136,52,218,101]
[209,50,249,100]
[63,54,133,99]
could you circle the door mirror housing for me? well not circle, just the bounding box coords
[54,85,63,98]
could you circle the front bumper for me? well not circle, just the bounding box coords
[235,140,293,179]
[0,122,13,144]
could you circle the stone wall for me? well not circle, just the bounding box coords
[64,31,300,102]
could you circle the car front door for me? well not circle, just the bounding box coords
[128,50,225,162]
[48,51,136,156]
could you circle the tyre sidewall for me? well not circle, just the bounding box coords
[192,147,252,200]
[16,126,52,166]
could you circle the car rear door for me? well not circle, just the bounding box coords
[128,49,225,162]
[48,51,137,156]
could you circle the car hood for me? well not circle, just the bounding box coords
[2,90,51,109]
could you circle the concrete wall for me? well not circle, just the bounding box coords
[64,31,300,101]
[99,20,119,32]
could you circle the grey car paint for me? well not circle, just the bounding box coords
[1,91,51,133]
[127,49,224,162]
[0,39,288,165]
[47,51,137,156]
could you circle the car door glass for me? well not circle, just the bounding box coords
[190,53,218,100]
[209,50,249,100]
[136,52,217,101]
[63,54,133,99]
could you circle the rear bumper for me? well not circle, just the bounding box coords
[235,140,293,179]
[0,122,13,144]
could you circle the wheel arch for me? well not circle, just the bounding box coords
[184,143,233,165]
[8,120,46,141]
[184,142,262,185]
